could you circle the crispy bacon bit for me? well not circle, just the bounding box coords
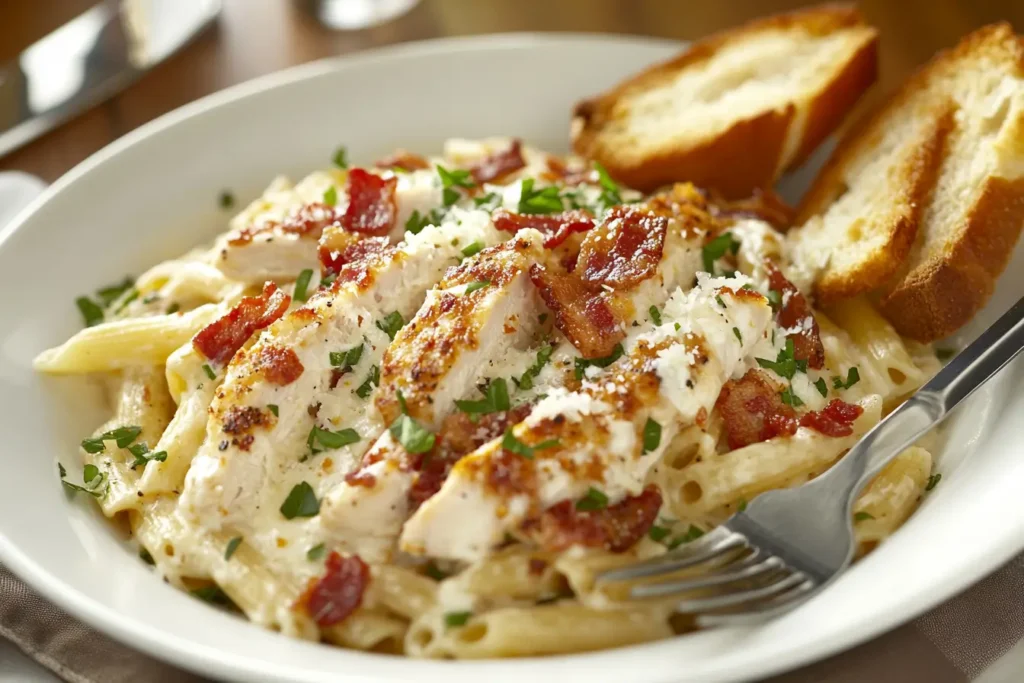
[708,188,794,230]
[221,406,269,435]
[529,264,622,359]
[344,470,377,488]
[299,552,370,626]
[254,345,304,386]
[765,260,825,370]
[228,203,341,246]
[716,370,798,449]
[375,150,430,171]
[543,156,593,186]
[492,209,595,248]
[193,283,290,365]
[468,140,526,184]
[330,238,394,284]
[341,169,398,236]
[578,207,668,289]
[406,405,532,511]
[522,486,662,553]
[800,399,863,437]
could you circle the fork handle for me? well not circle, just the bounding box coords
[828,294,1024,503]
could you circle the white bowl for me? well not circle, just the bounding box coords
[2,34,1023,683]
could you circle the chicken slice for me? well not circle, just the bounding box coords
[178,209,505,555]
[400,276,775,561]
[318,230,547,559]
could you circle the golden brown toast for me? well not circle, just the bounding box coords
[790,23,1024,342]
[570,4,878,198]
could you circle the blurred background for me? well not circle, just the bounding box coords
[1,0,1022,183]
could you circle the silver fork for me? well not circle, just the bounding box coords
[600,294,1024,626]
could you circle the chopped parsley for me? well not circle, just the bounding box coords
[307,426,360,455]
[376,311,405,340]
[460,240,484,258]
[81,425,142,454]
[75,297,104,327]
[202,363,216,380]
[191,585,234,607]
[60,462,107,498]
[294,268,314,302]
[406,207,446,235]
[737,498,748,512]
[332,146,348,169]
[573,343,624,380]
[732,327,743,343]
[224,536,242,560]
[766,289,783,310]
[516,344,554,390]
[854,512,875,522]
[463,280,491,295]
[649,306,662,326]
[330,343,364,370]
[355,365,380,399]
[575,487,609,511]
[642,418,661,454]
[437,165,475,206]
[127,442,167,469]
[444,611,472,629]
[473,192,501,210]
[755,338,805,380]
[389,390,435,454]
[322,185,338,206]
[936,347,957,361]
[139,547,155,565]
[814,378,828,397]
[280,482,319,519]
[97,277,135,306]
[424,562,448,581]
[668,525,705,548]
[593,162,623,212]
[925,473,942,491]
[219,191,235,210]
[832,366,861,390]
[455,378,510,415]
[267,404,279,417]
[780,386,804,407]
[701,232,740,273]
[501,428,558,459]
[517,178,563,215]
[306,543,326,561]
[166,302,181,315]
[648,525,671,543]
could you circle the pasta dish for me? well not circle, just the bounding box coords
[35,138,942,657]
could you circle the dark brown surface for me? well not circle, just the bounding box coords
[1,0,1022,182]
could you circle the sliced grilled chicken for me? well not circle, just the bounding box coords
[400,277,775,561]
[215,168,442,284]
[319,230,547,559]
[179,210,506,557]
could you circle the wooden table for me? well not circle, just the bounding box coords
[1,0,1022,183]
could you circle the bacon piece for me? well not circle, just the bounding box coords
[341,169,398,236]
[542,157,594,186]
[716,369,798,449]
[375,150,430,171]
[492,209,595,248]
[319,234,391,277]
[221,406,270,435]
[522,486,662,553]
[407,404,532,511]
[298,552,370,626]
[765,260,825,370]
[800,399,863,437]
[228,202,341,246]
[253,345,304,386]
[344,470,377,488]
[193,283,290,365]
[578,207,667,289]
[529,265,622,359]
[468,140,526,184]
[709,189,794,230]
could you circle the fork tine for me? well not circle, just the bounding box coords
[629,554,786,599]
[673,571,809,613]
[695,579,817,627]
[599,527,745,582]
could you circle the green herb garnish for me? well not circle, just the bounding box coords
[649,306,662,326]
[330,343,364,370]
[224,536,242,560]
[814,378,828,397]
[517,344,554,391]
[376,311,405,340]
[518,178,563,215]
[701,232,740,273]
[268,404,279,417]
[219,191,235,210]
[389,390,435,454]
[444,611,472,628]
[832,366,861,390]
[575,487,609,511]
[355,365,380,399]
[76,297,104,327]
[294,268,314,302]
[307,543,326,561]
[854,512,875,522]
[574,343,624,380]
[280,482,319,519]
[322,185,338,206]
[127,442,167,469]
[925,473,942,491]
[642,418,661,454]
[81,425,142,454]
[333,146,348,169]
[455,378,510,415]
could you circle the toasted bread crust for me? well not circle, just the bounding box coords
[571,4,877,197]
[878,176,1024,341]
[799,101,956,303]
